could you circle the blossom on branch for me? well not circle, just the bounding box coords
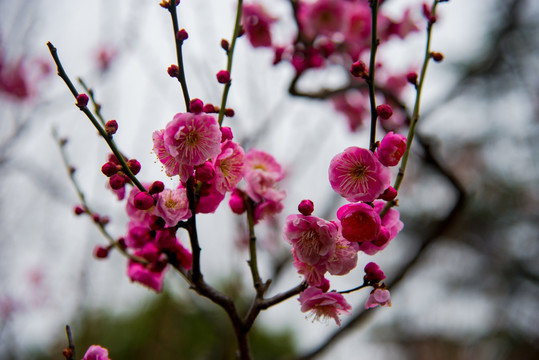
[299,287,351,326]
[328,146,391,202]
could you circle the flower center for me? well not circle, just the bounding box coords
[185,132,199,146]
[351,164,367,179]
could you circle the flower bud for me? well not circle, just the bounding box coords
[134,192,155,210]
[105,120,118,135]
[76,94,89,108]
[216,70,231,84]
[203,103,217,113]
[195,161,215,182]
[94,245,109,259]
[377,131,407,167]
[149,180,165,195]
[298,199,314,216]
[431,52,444,62]
[109,174,126,190]
[406,72,418,85]
[224,108,235,117]
[189,98,204,114]
[220,126,233,142]
[376,104,393,120]
[167,64,179,78]
[229,188,246,214]
[221,39,230,51]
[364,262,386,284]
[176,29,189,44]
[350,60,368,78]
[378,186,398,201]
[127,159,141,175]
[74,205,85,215]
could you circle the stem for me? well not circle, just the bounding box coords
[185,177,202,283]
[245,199,265,295]
[218,0,244,126]
[52,128,148,264]
[393,0,440,192]
[47,42,146,193]
[338,282,369,295]
[63,325,75,360]
[78,78,106,126]
[168,0,191,110]
[367,0,380,152]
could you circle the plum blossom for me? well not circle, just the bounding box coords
[299,287,351,326]
[243,148,284,202]
[155,112,221,182]
[326,235,359,276]
[329,146,391,202]
[357,201,403,255]
[82,345,111,360]
[152,129,180,177]
[337,202,382,243]
[365,287,392,309]
[292,249,328,288]
[242,3,276,48]
[376,131,407,167]
[213,140,245,193]
[283,214,338,266]
[127,243,167,292]
[298,0,346,39]
[154,187,191,227]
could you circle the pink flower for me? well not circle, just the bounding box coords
[365,287,391,309]
[299,287,351,326]
[283,215,338,266]
[82,345,110,360]
[213,140,245,193]
[163,112,221,180]
[127,243,167,293]
[253,196,285,223]
[326,236,359,276]
[337,202,381,243]
[125,221,153,249]
[243,149,284,203]
[332,92,369,132]
[196,181,226,214]
[298,0,346,39]
[363,262,386,284]
[242,3,276,48]
[376,131,407,167]
[292,249,328,288]
[152,129,180,177]
[155,187,191,227]
[126,185,154,227]
[328,146,391,202]
[357,201,403,255]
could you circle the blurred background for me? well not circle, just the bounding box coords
[0,0,538,359]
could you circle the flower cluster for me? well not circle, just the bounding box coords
[288,129,406,325]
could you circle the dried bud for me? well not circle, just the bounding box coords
[127,159,141,175]
[105,120,118,135]
[221,39,230,51]
[376,104,393,120]
[224,108,235,117]
[298,199,314,216]
[177,29,189,44]
[149,180,165,194]
[134,192,155,210]
[431,52,444,62]
[216,70,231,84]
[167,64,179,78]
[76,93,89,108]
[190,98,204,114]
[350,60,369,78]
